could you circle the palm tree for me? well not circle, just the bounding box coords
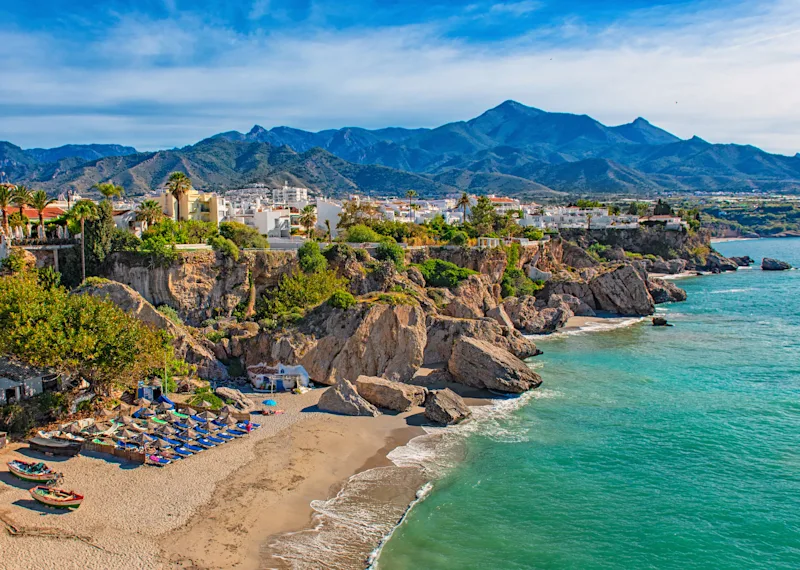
[0,183,15,236]
[298,205,317,238]
[12,185,31,217]
[71,200,98,282]
[456,192,470,224]
[30,190,55,239]
[166,172,191,221]
[586,213,593,230]
[325,219,332,242]
[405,190,418,221]
[94,182,124,203]
[135,199,164,226]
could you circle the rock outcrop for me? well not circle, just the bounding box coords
[424,389,471,425]
[76,280,227,380]
[448,337,542,393]
[647,277,688,304]
[442,274,499,319]
[761,258,792,271]
[651,258,688,274]
[589,265,655,315]
[698,252,739,273]
[729,256,753,267]
[502,295,574,335]
[215,387,255,412]
[355,375,427,412]
[424,315,538,364]
[318,378,380,416]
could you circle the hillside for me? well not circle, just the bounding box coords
[4,100,800,196]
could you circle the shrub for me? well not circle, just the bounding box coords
[139,235,179,264]
[375,240,405,268]
[37,267,61,290]
[157,305,183,326]
[448,231,469,246]
[322,243,356,263]
[143,219,218,245]
[328,289,356,310]
[644,254,658,262]
[111,228,142,253]
[353,248,369,262]
[415,259,477,288]
[501,268,545,298]
[0,248,31,273]
[205,330,226,343]
[298,241,328,273]
[256,269,346,322]
[522,227,544,241]
[189,387,223,410]
[587,243,610,261]
[219,221,269,249]
[346,224,381,243]
[208,236,240,261]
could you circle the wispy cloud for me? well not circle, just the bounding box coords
[489,1,542,16]
[0,0,798,156]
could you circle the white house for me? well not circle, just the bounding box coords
[247,362,310,392]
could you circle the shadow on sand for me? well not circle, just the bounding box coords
[12,498,73,515]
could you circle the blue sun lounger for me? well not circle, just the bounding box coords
[238,422,261,430]
[214,432,235,441]
[181,442,203,453]
[147,455,171,466]
[173,447,192,458]
[227,428,247,436]
[195,438,216,449]
[205,434,226,444]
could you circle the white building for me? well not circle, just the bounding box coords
[273,183,309,208]
[250,208,292,238]
[315,199,344,238]
[520,207,639,230]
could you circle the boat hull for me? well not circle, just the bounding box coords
[29,486,83,509]
[7,462,58,482]
[28,436,82,457]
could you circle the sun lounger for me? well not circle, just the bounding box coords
[181,443,203,453]
[173,447,192,458]
[205,434,225,444]
[214,432,235,441]
[227,428,247,436]
[147,455,171,466]
[190,415,208,423]
[173,421,190,430]
[195,438,216,449]
[238,422,261,429]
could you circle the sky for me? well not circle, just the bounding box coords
[1,0,799,155]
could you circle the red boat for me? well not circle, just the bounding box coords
[29,486,84,509]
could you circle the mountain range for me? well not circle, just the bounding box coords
[2,101,799,197]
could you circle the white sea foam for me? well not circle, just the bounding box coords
[542,316,645,338]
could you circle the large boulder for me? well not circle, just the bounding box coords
[502,296,573,334]
[448,337,542,393]
[355,375,427,412]
[561,242,599,269]
[699,252,739,273]
[442,274,498,320]
[647,277,688,304]
[215,387,255,412]
[76,280,228,380]
[318,379,380,417]
[424,315,538,364]
[539,279,597,311]
[762,258,792,271]
[424,389,471,425]
[551,293,595,317]
[729,256,753,267]
[589,265,655,315]
[652,258,688,274]
[300,302,427,385]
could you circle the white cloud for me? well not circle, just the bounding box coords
[489,1,542,16]
[0,0,799,156]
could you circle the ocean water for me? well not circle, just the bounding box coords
[376,238,800,570]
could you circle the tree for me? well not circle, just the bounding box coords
[586,213,593,230]
[337,200,379,229]
[12,185,31,217]
[219,221,268,248]
[325,219,332,242]
[0,183,15,236]
[470,196,497,236]
[456,192,470,223]
[94,182,124,202]
[70,200,98,282]
[83,201,116,275]
[29,190,55,238]
[608,205,621,215]
[135,199,164,226]
[166,172,191,221]
[654,199,673,216]
[298,205,317,238]
[405,190,418,221]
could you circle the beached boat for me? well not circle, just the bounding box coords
[28,436,82,457]
[7,460,61,483]
[29,485,83,509]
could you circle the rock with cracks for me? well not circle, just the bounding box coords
[762,258,792,271]
[448,337,542,393]
[318,379,380,417]
[355,375,427,412]
[215,387,255,412]
[424,389,471,425]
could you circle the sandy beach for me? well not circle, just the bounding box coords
[0,389,424,570]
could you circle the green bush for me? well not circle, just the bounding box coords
[448,231,469,246]
[189,387,223,410]
[143,219,218,245]
[111,228,142,253]
[353,248,369,262]
[205,330,226,343]
[328,289,356,310]
[0,248,30,273]
[522,227,544,241]
[322,243,356,263]
[587,243,610,261]
[256,269,346,322]
[298,241,328,273]
[139,235,179,264]
[219,221,269,249]
[37,267,61,290]
[375,240,405,268]
[157,305,183,326]
[208,236,240,261]
[500,268,545,298]
[346,224,381,243]
[415,259,477,288]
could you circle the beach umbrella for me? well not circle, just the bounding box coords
[130,433,154,445]
[135,398,151,407]
[184,417,198,428]
[182,429,200,440]
[220,415,238,426]
[157,401,173,412]
[197,410,217,421]
[64,423,84,434]
[114,414,134,425]
[152,439,171,450]
[219,405,237,415]
[116,428,139,440]
[99,408,115,418]
[263,399,277,407]
[158,424,178,436]
[137,407,156,418]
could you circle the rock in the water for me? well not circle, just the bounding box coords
[729,256,753,267]
[700,252,739,273]
[355,375,427,412]
[424,388,471,425]
[647,277,688,304]
[215,387,255,411]
[652,316,671,326]
[448,337,542,393]
[76,280,228,380]
[652,258,688,274]
[318,379,380,416]
[761,258,792,271]
[589,265,655,315]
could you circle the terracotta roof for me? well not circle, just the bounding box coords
[19,206,66,220]
[490,197,517,203]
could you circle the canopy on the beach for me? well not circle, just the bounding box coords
[64,423,83,434]
[130,433,154,445]
[197,411,217,420]
[115,428,139,440]
[156,402,173,412]
[135,398,152,407]
[152,439,171,450]
[136,407,156,419]
[218,405,237,415]
[182,429,200,440]
[157,424,178,435]
[220,415,238,426]
[114,415,134,425]
[263,399,277,407]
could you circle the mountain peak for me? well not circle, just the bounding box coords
[632,117,651,125]
[248,125,268,136]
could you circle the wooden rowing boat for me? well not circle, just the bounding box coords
[29,486,83,509]
[7,460,60,483]
[28,436,82,457]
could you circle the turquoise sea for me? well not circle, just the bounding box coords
[377,238,800,570]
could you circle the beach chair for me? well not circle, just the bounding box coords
[215,432,235,441]
[147,455,171,466]
[195,438,216,449]
[227,428,247,436]
[181,443,203,453]
[205,434,226,444]
[172,447,193,458]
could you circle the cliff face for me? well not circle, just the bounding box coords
[104,250,296,326]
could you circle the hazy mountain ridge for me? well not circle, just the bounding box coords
[2,100,800,196]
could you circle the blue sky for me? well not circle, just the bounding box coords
[1,0,799,154]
